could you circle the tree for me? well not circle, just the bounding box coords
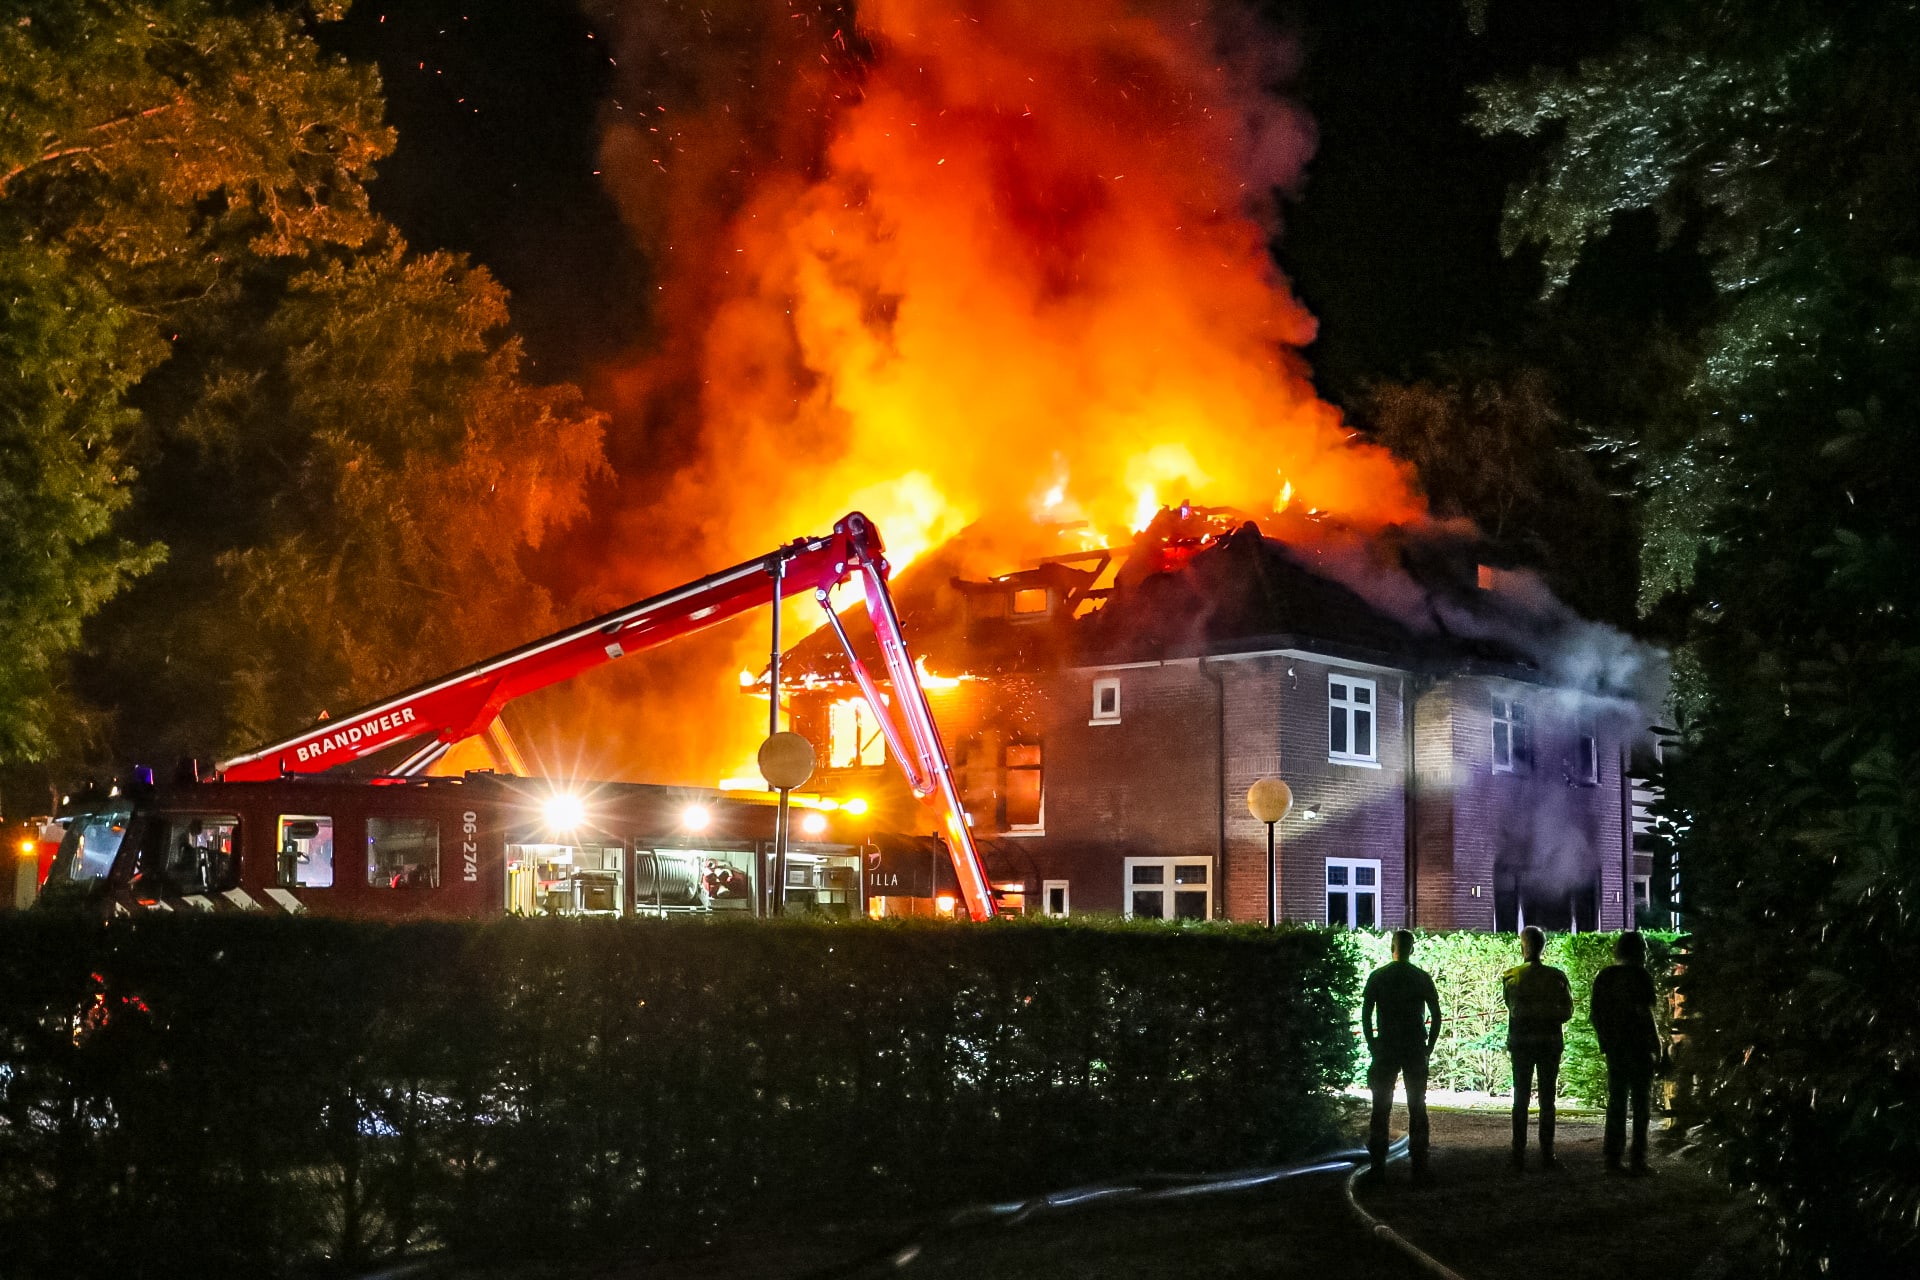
[1357,349,1639,625]
[1477,3,1920,1273]
[0,0,605,767]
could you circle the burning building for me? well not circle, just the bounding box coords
[769,505,1655,932]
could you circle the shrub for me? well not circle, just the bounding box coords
[0,912,1356,1277]
[1344,930,1680,1104]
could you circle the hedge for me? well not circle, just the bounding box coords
[1344,930,1681,1105]
[0,913,1356,1277]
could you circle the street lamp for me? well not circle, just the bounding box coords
[1247,777,1294,928]
[758,731,815,916]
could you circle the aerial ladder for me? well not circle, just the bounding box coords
[216,512,996,920]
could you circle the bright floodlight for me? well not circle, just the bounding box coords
[842,797,869,816]
[800,811,828,837]
[682,803,712,832]
[543,792,586,830]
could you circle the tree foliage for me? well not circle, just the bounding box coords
[1477,2,1920,1272]
[0,0,605,767]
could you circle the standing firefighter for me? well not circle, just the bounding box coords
[1502,925,1572,1170]
[1361,928,1443,1184]
[1590,931,1662,1175]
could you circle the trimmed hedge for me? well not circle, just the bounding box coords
[1344,930,1680,1105]
[0,913,1356,1277]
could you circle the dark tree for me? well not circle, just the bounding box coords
[1478,2,1920,1273]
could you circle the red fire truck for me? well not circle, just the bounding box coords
[40,512,995,921]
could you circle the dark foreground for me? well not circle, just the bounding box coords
[415,1107,1755,1280]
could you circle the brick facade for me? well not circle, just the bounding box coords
[792,652,1633,931]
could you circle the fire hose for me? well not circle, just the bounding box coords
[803,1136,1420,1277]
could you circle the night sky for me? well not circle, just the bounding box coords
[323,0,1642,409]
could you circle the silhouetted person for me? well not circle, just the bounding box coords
[1361,928,1443,1184]
[1502,925,1572,1170]
[1591,931,1661,1175]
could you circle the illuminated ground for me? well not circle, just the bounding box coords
[1355,1107,1759,1280]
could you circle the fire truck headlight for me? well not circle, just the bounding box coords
[682,804,712,832]
[543,793,587,831]
[800,812,828,837]
[842,797,869,816]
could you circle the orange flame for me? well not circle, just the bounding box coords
[570,0,1424,783]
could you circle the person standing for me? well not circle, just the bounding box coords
[1590,931,1662,1175]
[1361,928,1443,1184]
[1502,925,1572,1170]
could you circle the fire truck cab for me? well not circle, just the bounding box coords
[42,774,872,921]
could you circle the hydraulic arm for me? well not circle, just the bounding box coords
[217,512,996,919]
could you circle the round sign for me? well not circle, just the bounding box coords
[1247,777,1294,824]
[758,731,817,790]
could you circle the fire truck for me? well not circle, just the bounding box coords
[39,512,996,921]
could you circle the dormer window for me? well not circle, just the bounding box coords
[1011,587,1050,617]
[1091,677,1121,724]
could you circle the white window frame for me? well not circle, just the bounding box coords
[1574,718,1600,785]
[1041,879,1070,917]
[1633,873,1651,915]
[1090,677,1122,725]
[1492,698,1529,774]
[1328,674,1379,766]
[1325,857,1382,928]
[1122,856,1213,921]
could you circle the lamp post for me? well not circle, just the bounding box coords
[758,731,815,916]
[1247,777,1294,928]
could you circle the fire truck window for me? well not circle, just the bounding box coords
[144,814,240,896]
[368,817,439,890]
[58,809,132,883]
[277,815,334,888]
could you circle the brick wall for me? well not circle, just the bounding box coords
[790,657,1632,932]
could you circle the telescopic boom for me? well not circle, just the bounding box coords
[217,512,996,920]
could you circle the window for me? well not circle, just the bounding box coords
[1574,720,1600,785]
[1042,879,1070,917]
[139,813,241,896]
[1328,675,1377,764]
[1011,587,1050,616]
[59,808,131,883]
[1002,742,1044,831]
[1125,857,1212,920]
[1090,677,1121,724]
[828,697,887,768]
[1492,699,1531,774]
[1326,858,1380,928]
[277,815,334,888]
[1633,874,1652,916]
[368,816,439,889]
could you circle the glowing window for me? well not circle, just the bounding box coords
[277,815,334,888]
[1011,587,1050,616]
[1002,742,1043,831]
[828,697,887,768]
